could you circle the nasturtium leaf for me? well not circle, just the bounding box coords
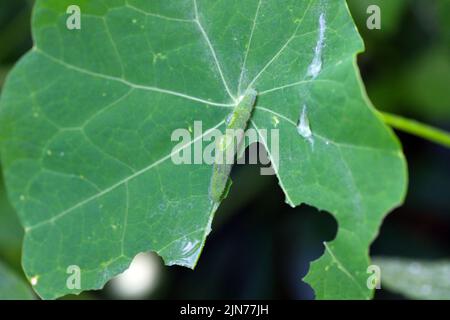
[0,0,406,299]
[0,261,34,300]
[374,257,450,300]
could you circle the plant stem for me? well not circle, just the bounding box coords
[379,111,450,148]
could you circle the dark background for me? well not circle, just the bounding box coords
[0,0,449,300]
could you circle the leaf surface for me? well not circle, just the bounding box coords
[0,0,406,299]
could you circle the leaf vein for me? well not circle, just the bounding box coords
[34,48,234,108]
[25,121,225,231]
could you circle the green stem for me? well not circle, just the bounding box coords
[379,111,450,148]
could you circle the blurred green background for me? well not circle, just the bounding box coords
[0,0,449,300]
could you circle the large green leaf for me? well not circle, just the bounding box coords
[374,257,450,300]
[0,0,406,299]
[0,261,34,300]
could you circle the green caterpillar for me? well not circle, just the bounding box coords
[209,88,258,203]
